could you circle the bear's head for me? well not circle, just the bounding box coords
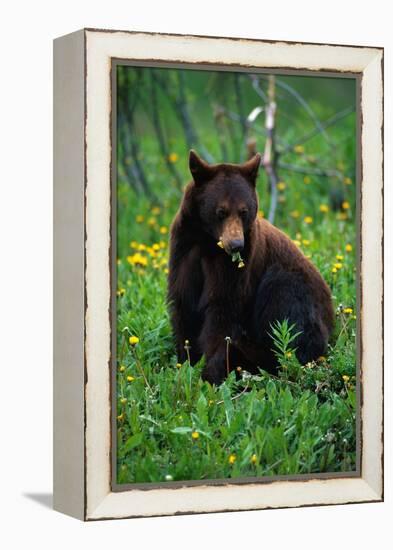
[188,150,261,255]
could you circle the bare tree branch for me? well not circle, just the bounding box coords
[149,71,183,191]
[261,75,280,224]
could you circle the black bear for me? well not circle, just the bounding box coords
[168,150,334,385]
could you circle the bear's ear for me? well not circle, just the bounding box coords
[241,153,262,186]
[189,150,214,186]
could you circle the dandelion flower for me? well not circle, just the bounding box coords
[304,216,313,224]
[168,152,179,163]
[251,454,257,464]
[345,244,353,252]
[129,335,139,346]
[294,144,305,154]
[342,201,350,210]
[319,204,329,213]
[119,365,126,373]
[151,206,161,215]
[117,288,125,297]
[331,267,337,274]
[228,454,236,465]
[342,375,350,383]
[160,226,168,235]
[117,413,124,421]
[191,431,199,440]
[336,254,344,261]
[163,268,169,274]
[258,210,264,219]
[176,363,182,369]
[334,262,343,270]
[277,181,286,191]
[302,239,310,246]
[343,307,353,314]
[127,253,148,267]
[135,215,144,223]
[127,375,135,382]
[120,397,127,405]
[344,177,352,185]
[147,217,157,227]
[290,210,300,219]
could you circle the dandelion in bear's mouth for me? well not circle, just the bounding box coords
[217,239,245,268]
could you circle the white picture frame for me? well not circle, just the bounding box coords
[53,28,383,521]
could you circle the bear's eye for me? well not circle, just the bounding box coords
[216,208,228,220]
[239,208,249,218]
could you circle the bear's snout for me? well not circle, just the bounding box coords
[228,238,244,253]
[221,216,244,255]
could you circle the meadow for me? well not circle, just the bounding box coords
[115,67,357,484]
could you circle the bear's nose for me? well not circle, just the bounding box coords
[229,239,244,253]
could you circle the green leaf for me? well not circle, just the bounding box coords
[123,432,143,454]
[170,426,193,434]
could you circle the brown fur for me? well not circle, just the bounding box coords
[168,151,334,384]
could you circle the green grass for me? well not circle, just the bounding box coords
[115,68,357,484]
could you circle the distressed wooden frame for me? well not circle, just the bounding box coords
[53,28,384,521]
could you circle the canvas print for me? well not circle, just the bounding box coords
[114,65,357,485]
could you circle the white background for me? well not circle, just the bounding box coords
[1,1,391,548]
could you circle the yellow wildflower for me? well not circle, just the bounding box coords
[151,206,161,215]
[337,161,345,171]
[258,210,265,219]
[117,413,124,421]
[129,335,139,346]
[345,244,353,252]
[129,240,138,249]
[303,176,311,185]
[168,152,179,163]
[331,267,337,274]
[290,210,300,219]
[160,226,168,235]
[135,215,144,223]
[342,375,350,383]
[336,254,344,261]
[228,454,236,465]
[191,431,199,440]
[319,204,329,213]
[277,181,286,191]
[342,201,350,210]
[119,365,126,373]
[120,397,127,405]
[147,217,157,227]
[152,243,160,251]
[304,216,313,224]
[117,288,125,297]
[286,351,292,358]
[334,262,343,269]
[344,177,352,185]
[343,307,353,314]
[127,253,148,267]
[294,144,305,154]
[138,244,146,251]
[163,268,169,275]
[302,239,310,246]
[292,239,301,247]
[337,213,348,221]
[251,454,257,464]
[176,363,182,369]
[117,258,122,265]
[127,375,135,382]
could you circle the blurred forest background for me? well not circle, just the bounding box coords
[115,66,357,484]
